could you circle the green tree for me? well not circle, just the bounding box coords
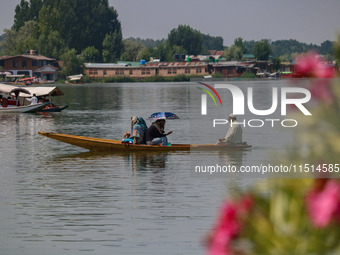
[243,40,256,54]
[58,0,122,54]
[12,0,123,57]
[224,45,243,61]
[12,0,30,31]
[12,0,43,31]
[121,39,145,61]
[81,46,101,63]
[102,29,123,63]
[335,35,340,64]
[37,6,60,35]
[253,39,272,60]
[271,57,281,71]
[1,21,38,55]
[137,47,153,62]
[202,34,224,50]
[320,40,334,55]
[234,37,245,53]
[37,30,67,59]
[154,42,168,62]
[167,25,203,55]
[59,48,84,78]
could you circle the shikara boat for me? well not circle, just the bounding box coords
[0,83,68,112]
[0,103,47,113]
[65,74,83,84]
[38,132,252,152]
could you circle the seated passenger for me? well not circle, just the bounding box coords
[123,116,148,144]
[146,119,172,146]
[216,114,243,144]
[26,93,38,105]
[1,96,8,107]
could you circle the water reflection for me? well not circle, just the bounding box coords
[52,150,191,173]
[0,82,294,255]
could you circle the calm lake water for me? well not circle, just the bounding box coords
[0,80,294,255]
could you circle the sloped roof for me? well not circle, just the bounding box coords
[35,65,58,72]
[0,83,63,97]
[1,54,56,61]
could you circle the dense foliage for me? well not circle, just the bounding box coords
[2,0,122,62]
[0,1,336,67]
[253,39,272,60]
[167,25,203,56]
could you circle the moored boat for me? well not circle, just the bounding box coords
[38,132,252,152]
[40,105,68,112]
[0,103,47,113]
[0,83,68,112]
[65,74,83,84]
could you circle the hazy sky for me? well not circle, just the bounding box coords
[1,0,340,46]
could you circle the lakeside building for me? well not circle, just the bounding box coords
[84,60,262,79]
[0,50,58,82]
[85,61,213,79]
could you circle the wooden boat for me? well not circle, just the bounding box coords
[0,83,68,112]
[0,103,47,113]
[65,74,83,84]
[40,105,68,112]
[38,132,252,152]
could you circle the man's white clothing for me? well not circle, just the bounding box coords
[27,96,38,105]
[222,121,243,144]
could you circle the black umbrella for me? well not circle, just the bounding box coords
[10,88,31,98]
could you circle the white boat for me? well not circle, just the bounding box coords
[18,85,68,112]
[0,83,60,113]
[0,103,47,113]
[65,74,83,84]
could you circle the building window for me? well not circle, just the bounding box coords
[32,61,38,66]
[115,69,124,75]
[13,61,18,68]
[89,68,98,75]
[22,60,27,68]
[185,68,191,74]
[129,69,133,75]
[167,68,172,74]
[196,67,202,73]
[103,70,107,75]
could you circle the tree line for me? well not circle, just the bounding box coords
[0,0,336,77]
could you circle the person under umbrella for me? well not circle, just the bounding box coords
[146,119,173,146]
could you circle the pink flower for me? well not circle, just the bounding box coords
[207,196,253,255]
[295,52,320,77]
[294,52,336,103]
[306,180,340,228]
[295,52,336,78]
[314,64,336,78]
[207,202,239,255]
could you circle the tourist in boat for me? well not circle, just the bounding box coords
[146,119,172,146]
[216,114,243,144]
[0,95,8,107]
[26,93,38,105]
[123,116,148,144]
